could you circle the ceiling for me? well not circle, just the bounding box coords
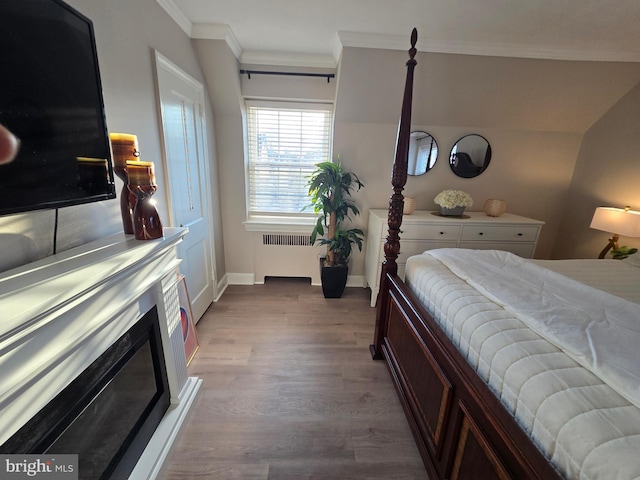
[159,0,640,66]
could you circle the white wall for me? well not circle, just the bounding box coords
[195,41,640,279]
[333,122,582,264]
[3,9,640,279]
[194,40,340,281]
[555,82,640,259]
[0,0,226,279]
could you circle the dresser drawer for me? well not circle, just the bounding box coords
[460,225,539,242]
[400,223,461,241]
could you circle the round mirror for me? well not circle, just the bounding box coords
[449,134,491,178]
[408,131,438,175]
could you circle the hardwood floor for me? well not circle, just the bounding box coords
[162,278,428,480]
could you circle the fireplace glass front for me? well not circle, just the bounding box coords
[1,306,170,480]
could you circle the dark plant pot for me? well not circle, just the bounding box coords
[319,258,348,298]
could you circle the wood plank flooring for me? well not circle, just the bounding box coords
[161,278,428,480]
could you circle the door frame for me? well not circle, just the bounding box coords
[154,50,218,306]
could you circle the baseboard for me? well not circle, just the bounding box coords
[346,274,365,288]
[226,272,255,285]
[132,376,202,479]
[215,274,228,301]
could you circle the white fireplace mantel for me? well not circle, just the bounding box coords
[0,227,202,479]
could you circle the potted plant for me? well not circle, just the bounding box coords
[434,189,473,216]
[307,159,365,298]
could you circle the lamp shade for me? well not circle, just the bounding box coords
[590,207,640,238]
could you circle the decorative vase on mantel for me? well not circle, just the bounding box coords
[126,160,163,240]
[439,206,466,216]
[109,132,140,234]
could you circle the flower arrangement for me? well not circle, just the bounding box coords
[434,190,473,209]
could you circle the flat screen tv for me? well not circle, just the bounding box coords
[0,0,116,216]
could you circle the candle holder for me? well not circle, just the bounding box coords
[109,133,140,234]
[126,161,163,240]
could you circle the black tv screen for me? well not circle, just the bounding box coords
[0,0,116,216]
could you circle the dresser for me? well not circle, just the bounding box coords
[364,209,544,306]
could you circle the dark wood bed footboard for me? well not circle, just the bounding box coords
[379,272,562,480]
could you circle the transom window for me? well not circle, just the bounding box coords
[245,101,333,217]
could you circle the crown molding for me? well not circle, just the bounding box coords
[338,31,640,63]
[332,34,343,65]
[191,23,243,59]
[191,24,336,68]
[155,5,640,65]
[156,0,192,37]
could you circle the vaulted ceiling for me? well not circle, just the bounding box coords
[160,0,640,66]
[171,0,640,134]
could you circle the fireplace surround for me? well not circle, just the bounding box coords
[0,227,201,479]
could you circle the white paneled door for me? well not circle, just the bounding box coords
[155,51,215,321]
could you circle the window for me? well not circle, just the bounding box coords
[245,101,333,218]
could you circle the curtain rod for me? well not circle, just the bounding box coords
[239,69,335,83]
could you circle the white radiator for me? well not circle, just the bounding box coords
[254,233,323,285]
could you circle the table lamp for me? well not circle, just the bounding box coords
[590,206,640,258]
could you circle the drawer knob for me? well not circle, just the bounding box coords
[518,233,523,236]
[439,231,444,235]
[478,232,484,236]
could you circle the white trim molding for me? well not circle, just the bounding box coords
[191,23,336,67]
[156,0,192,37]
[337,31,640,63]
[243,216,317,234]
[191,23,243,59]
[215,274,229,302]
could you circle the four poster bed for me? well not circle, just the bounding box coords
[371,29,640,480]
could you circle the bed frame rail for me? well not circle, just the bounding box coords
[382,273,561,479]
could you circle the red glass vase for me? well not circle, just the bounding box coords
[113,167,137,234]
[129,184,163,240]
[109,133,140,234]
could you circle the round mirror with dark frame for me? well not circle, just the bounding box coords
[449,134,491,178]
[408,131,438,175]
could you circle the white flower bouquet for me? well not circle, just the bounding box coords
[434,190,473,209]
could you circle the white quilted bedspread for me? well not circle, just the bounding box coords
[405,250,640,480]
[534,257,640,304]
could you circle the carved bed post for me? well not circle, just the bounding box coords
[370,29,418,360]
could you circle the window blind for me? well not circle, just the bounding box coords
[246,102,333,216]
